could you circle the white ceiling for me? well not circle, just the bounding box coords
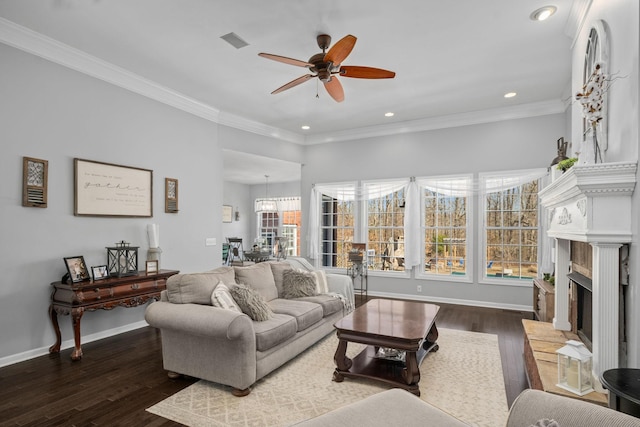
[0,0,575,183]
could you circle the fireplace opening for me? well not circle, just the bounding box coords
[569,271,593,351]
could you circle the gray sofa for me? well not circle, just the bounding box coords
[145,259,353,396]
[295,388,640,427]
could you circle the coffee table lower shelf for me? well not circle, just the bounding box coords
[333,341,438,396]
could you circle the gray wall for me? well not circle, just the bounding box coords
[0,44,223,364]
[301,114,566,308]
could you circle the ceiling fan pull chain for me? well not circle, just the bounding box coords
[316,79,320,98]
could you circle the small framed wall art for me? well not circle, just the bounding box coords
[22,156,48,208]
[165,178,179,213]
[63,256,90,283]
[222,205,233,223]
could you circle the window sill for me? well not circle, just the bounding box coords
[367,270,410,279]
[416,273,472,284]
[479,277,533,287]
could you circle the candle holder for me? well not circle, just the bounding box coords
[556,340,594,396]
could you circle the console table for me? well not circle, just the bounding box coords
[49,269,178,360]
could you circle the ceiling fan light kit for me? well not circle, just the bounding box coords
[258,34,395,102]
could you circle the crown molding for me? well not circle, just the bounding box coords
[0,17,220,123]
[564,0,593,48]
[217,111,304,144]
[304,99,567,145]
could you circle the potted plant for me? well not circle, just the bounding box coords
[557,157,578,173]
[543,273,555,286]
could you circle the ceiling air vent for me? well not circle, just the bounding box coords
[220,32,249,49]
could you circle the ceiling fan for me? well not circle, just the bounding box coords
[258,34,395,103]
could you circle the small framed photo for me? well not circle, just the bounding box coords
[146,260,159,274]
[63,256,90,283]
[91,265,109,281]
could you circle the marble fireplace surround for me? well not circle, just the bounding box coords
[539,161,637,384]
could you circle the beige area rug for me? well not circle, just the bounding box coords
[147,328,508,427]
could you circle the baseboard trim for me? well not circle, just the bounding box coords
[366,290,533,313]
[0,321,149,368]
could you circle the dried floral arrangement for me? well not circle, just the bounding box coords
[575,63,608,163]
[576,63,607,125]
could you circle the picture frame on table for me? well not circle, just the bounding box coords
[91,265,109,281]
[146,260,159,274]
[63,256,90,283]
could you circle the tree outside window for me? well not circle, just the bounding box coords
[421,176,470,276]
[484,179,539,280]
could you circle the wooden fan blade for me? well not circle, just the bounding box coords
[324,34,356,65]
[259,53,313,67]
[271,74,314,94]
[324,77,344,102]
[339,66,396,79]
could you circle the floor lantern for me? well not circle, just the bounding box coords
[556,339,594,396]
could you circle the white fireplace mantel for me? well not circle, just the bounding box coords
[539,161,637,243]
[538,161,637,381]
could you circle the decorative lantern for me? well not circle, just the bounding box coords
[556,340,594,395]
[106,241,139,277]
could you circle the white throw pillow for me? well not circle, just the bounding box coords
[211,282,241,312]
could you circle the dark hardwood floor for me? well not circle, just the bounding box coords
[0,300,531,426]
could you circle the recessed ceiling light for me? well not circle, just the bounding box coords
[301,125,310,130]
[530,6,557,21]
[384,112,394,117]
[504,92,517,98]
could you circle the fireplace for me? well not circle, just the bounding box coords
[568,271,593,351]
[538,162,637,384]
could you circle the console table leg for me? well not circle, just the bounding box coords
[70,309,84,361]
[48,304,61,354]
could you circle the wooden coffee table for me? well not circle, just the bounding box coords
[333,299,440,396]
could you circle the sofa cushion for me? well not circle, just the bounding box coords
[210,282,241,312]
[234,262,278,301]
[166,268,235,304]
[230,284,274,321]
[293,295,343,317]
[266,261,293,297]
[269,299,324,331]
[252,314,298,352]
[282,269,318,299]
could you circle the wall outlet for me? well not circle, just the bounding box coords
[417,285,422,292]
[205,237,217,246]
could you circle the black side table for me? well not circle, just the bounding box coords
[601,368,640,418]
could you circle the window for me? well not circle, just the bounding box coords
[482,171,543,282]
[419,176,470,277]
[256,197,301,256]
[319,190,355,268]
[281,210,301,256]
[258,212,278,251]
[365,181,406,272]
